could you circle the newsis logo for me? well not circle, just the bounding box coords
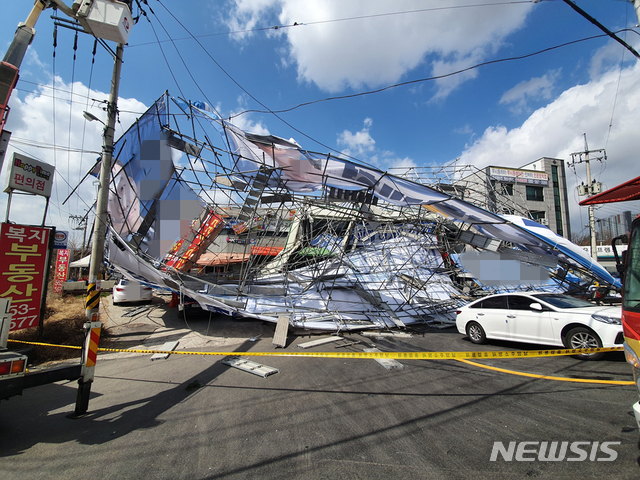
[14,157,52,181]
[490,441,620,462]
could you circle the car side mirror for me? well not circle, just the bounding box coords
[529,302,543,311]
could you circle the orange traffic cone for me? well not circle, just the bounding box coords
[169,292,178,308]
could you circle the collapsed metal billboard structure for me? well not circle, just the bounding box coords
[100,93,620,332]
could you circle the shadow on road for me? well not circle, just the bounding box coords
[0,338,259,456]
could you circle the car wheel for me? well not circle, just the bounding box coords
[466,321,487,344]
[564,327,604,360]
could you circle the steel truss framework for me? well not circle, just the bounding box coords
[100,94,614,332]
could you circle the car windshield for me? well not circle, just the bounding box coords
[623,220,640,310]
[532,293,595,309]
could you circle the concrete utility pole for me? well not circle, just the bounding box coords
[584,138,597,261]
[85,40,122,318]
[569,134,604,262]
[76,43,124,416]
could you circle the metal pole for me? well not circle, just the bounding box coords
[5,189,12,222]
[41,197,50,227]
[82,217,88,251]
[583,135,597,261]
[86,43,122,317]
[75,43,123,417]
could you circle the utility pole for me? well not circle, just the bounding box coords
[70,212,89,252]
[569,134,604,262]
[75,43,124,416]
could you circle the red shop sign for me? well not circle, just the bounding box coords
[53,248,70,294]
[0,223,51,332]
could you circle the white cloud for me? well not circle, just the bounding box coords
[457,60,640,236]
[387,156,417,171]
[588,40,634,81]
[224,0,280,41]
[337,117,375,157]
[335,119,419,174]
[223,0,534,96]
[499,69,561,114]
[228,113,270,136]
[429,49,484,102]
[454,124,473,135]
[0,78,146,240]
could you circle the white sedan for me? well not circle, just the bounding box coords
[112,279,153,305]
[456,292,623,359]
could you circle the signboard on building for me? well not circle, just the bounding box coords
[53,230,68,250]
[489,167,549,185]
[53,249,70,293]
[4,153,55,197]
[579,244,627,259]
[167,211,224,272]
[0,223,51,332]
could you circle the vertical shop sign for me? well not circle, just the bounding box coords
[0,223,51,332]
[172,211,224,272]
[53,248,70,293]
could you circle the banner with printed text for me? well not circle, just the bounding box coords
[53,249,70,293]
[0,223,51,332]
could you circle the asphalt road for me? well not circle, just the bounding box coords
[1,300,640,479]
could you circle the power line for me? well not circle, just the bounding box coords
[128,1,534,48]
[151,1,371,164]
[230,32,614,118]
[9,136,101,154]
[561,0,640,59]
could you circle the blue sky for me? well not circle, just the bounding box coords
[2,0,640,245]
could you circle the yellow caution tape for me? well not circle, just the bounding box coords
[8,340,82,350]
[7,339,623,359]
[457,359,635,386]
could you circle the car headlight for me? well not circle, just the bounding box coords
[591,314,622,325]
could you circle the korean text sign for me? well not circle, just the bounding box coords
[0,223,51,332]
[4,152,55,197]
[53,249,70,293]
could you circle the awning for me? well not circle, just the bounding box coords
[250,246,283,256]
[69,255,91,268]
[579,175,640,205]
[196,252,251,266]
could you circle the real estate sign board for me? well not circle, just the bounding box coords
[0,223,51,331]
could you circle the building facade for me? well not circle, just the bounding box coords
[598,210,633,239]
[459,157,572,238]
[518,157,572,239]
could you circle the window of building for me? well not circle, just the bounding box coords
[526,185,544,201]
[500,183,513,196]
[530,211,546,221]
[552,165,564,236]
